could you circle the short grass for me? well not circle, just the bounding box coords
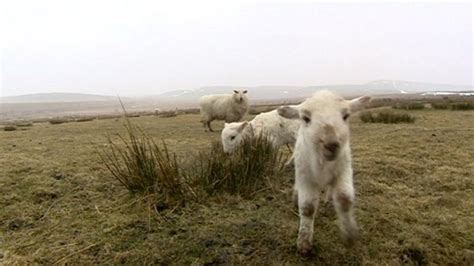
[1,109,473,264]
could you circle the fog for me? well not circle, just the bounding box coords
[1,1,472,97]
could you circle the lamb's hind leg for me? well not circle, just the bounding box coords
[332,180,359,245]
[296,185,319,255]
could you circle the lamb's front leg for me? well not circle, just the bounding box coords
[332,167,359,245]
[296,184,320,255]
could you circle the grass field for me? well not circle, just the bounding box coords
[1,108,473,264]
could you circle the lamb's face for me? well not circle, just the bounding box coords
[221,121,248,153]
[278,91,370,161]
[232,89,248,104]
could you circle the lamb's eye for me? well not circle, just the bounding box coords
[230,136,236,140]
[343,113,350,121]
[302,116,311,123]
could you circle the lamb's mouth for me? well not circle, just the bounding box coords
[323,150,338,161]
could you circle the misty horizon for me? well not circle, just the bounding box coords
[1,1,472,98]
[2,78,474,99]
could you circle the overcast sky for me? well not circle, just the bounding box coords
[1,1,472,97]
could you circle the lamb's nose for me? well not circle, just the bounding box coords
[324,142,340,153]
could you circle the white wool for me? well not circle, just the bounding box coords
[199,90,249,132]
[221,109,299,154]
[277,90,371,255]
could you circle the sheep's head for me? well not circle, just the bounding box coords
[278,90,370,161]
[221,121,249,153]
[232,89,248,104]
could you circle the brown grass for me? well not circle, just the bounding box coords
[1,108,473,264]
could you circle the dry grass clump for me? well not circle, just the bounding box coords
[3,125,17,131]
[450,102,474,110]
[100,115,286,201]
[193,134,286,198]
[100,119,195,207]
[393,102,425,110]
[431,102,474,110]
[97,114,122,120]
[15,121,33,127]
[49,118,70,125]
[158,111,178,118]
[360,111,415,124]
[367,98,395,108]
[76,117,96,122]
[431,102,450,109]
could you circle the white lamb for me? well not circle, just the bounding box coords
[221,109,299,154]
[277,90,370,255]
[199,90,249,132]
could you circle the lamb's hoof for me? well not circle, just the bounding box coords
[341,226,360,247]
[297,241,313,256]
[297,236,313,256]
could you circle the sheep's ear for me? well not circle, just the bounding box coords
[243,90,248,94]
[234,90,239,94]
[349,96,371,112]
[278,106,299,119]
[237,121,248,132]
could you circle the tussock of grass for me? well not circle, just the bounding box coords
[450,102,474,110]
[97,114,122,120]
[360,111,415,123]
[158,111,178,118]
[431,103,450,110]
[76,117,96,122]
[16,122,33,127]
[100,118,194,207]
[49,118,70,125]
[368,98,395,108]
[101,113,286,201]
[393,102,425,110]
[431,102,474,110]
[3,125,17,131]
[193,135,286,197]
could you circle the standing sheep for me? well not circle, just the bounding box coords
[199,90,249,132]
[221,108,299,154]
[277,90,371,255]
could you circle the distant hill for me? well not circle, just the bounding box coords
[148,80,473,103]
[1,80,472,105]
[0,93,119,103]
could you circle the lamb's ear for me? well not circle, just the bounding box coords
[237,121,248,132]
[278,106,299,119]
[243,90,248,94]
[233,90,239,94]
[349,96,371,112]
